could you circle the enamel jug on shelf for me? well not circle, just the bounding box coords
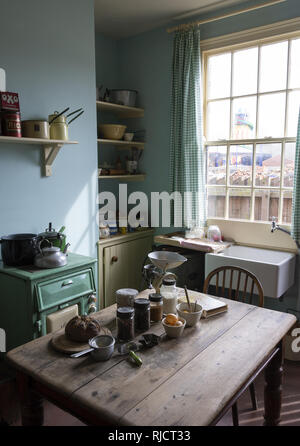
[48,107,84,141]
[48,111,68,141]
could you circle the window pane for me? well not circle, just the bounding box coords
[257,93,285,137]
[207,146,227,185]
[255,143,281,187]
[232,47,258,96]
[254,189,279,222]
[207,100,230,140]
[283,142,295,187]
[229,189,251,219]
[289,38,300,89]
[232,96,256,139]
[207,187,226,218]
[207,53,231,100]
[229,145,252,186]
[282,190,293,223]
[286,90,300,137]
[259,41,288,92]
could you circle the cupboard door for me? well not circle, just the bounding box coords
[104,243,130,307]
[103,236,153,307]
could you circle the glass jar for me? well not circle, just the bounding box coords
[117,307,135,341]
[149,293,163,322]
[134,298,150,332]
[116,288,138,308]
[160,277,178,315]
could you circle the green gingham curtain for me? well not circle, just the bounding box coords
[292,107,300,245]
[169,27,206,228]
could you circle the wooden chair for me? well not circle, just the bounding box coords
[203,265,264,426]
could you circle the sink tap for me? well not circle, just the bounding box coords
[271,216,291,235]
[271,216,300,250]
[271,216,277,233]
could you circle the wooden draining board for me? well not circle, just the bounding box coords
[154,232,232,253]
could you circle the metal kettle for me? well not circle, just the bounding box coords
[38,222,66,252]
[34,241,70,269]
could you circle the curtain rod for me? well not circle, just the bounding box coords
[166,0,286,33]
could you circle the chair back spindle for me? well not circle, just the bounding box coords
[203,266,264,307]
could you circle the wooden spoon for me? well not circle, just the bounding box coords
[184,285,192,312]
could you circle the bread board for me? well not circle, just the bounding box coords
[51,326,112,354]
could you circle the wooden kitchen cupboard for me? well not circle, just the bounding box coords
[98,229,154,308]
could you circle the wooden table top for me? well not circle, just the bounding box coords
[6,290,296,426]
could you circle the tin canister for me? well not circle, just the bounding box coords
[22,120,49,139]
[1,112,22,137]
[48,112,68,141]
[0,92,20,112]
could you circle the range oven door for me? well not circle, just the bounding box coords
[34,268,97,336]
[36,294,97,336]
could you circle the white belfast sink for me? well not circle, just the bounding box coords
[205,245,296,299]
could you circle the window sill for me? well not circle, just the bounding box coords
[207,217,297,253]
[207,217,291,230]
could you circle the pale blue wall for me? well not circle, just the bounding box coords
[0,0,98,257]
[95,33,120,198]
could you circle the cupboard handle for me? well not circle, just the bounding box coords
[62,280,73,287]
[111,256,118,263]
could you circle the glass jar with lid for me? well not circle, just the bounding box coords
[117,306,135,341]
[149,293,163,322]
[134,298,150,332]
[116,288,138,308]
[160,276,178,315]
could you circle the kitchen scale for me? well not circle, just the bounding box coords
[144,251,187,293]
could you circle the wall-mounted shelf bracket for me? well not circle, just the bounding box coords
[0,136,78,177]
[44,144,63,176]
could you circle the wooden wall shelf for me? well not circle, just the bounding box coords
[96,100,144,118]
[0,136,78,176]
[98,174,145,181]
[97,138,144,149]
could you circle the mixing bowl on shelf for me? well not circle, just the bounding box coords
[98,124,127,140]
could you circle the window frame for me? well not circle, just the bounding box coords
[202,31,300,225]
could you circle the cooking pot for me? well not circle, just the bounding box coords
[105,89,138,107]
[38,223,66,251]
[48,111,68,140]
[0,233,41,266]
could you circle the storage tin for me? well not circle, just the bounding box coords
[1,112,21,137]
[22,120,49,139]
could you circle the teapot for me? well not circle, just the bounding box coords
[34,240,70,269]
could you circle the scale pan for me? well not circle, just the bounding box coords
[148,251,187,271]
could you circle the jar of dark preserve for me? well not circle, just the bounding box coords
[117,307,135,341]
[149,293,163,322]
[134,298,150,332]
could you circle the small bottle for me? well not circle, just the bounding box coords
[116,288,138,308]
[160,277,178,315]
[117,307,135,341]
[149,293,163,322]
[134,298,150,332]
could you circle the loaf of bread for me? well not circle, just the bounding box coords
[65,315,101,342]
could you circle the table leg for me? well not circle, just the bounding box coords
[264,342,283,426]
[16,372,44,426]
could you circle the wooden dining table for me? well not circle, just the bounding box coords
[6,289,296,426]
